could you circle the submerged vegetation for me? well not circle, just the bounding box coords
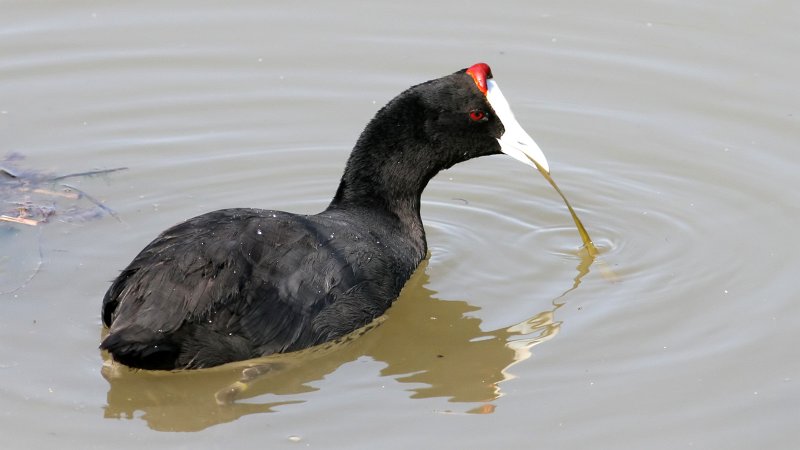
[0,152,126,226]
[1,153,126,295]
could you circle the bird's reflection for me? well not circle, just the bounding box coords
[102,249,596,431]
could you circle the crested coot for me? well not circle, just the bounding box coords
[101,63,550,370]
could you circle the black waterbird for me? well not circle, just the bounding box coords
[101,63,550,370]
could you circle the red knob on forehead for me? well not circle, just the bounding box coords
[466,62,492,95]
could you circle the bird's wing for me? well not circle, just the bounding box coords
[102,210,358,351]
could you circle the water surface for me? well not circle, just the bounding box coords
[1,1,798,449]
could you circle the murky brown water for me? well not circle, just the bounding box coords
[2,1,798,448]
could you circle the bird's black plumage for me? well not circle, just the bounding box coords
[101,65,524,370]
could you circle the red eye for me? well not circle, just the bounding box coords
[469,110,486,122]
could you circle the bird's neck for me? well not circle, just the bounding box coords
[326,98,437,253]
[327,143,432,250]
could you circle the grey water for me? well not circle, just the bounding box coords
[1,1,798,448]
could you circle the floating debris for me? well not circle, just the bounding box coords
[1,152,127,295]
[0,152,126,226]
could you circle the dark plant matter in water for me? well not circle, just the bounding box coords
[0,153,126,295]
[101,63,555,371]
[0,152,126,226]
